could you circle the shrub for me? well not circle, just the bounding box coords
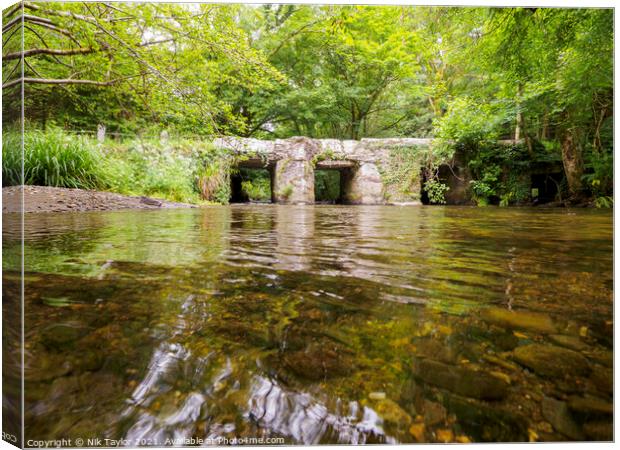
[583,148,613,198]
[99,140,201,203]
[465,143,535,206]
[193,145,236,203]
[469,164,501,205]
[594,196,613,208]
[424,178,449,204]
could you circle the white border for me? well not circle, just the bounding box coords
[0,1,615,450]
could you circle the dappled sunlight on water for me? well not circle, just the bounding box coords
[2,205,613,443]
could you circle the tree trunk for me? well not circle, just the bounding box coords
[561,131,584,198]
[541,111,549,140]
[515,112,522,141]
[515,83,524,142]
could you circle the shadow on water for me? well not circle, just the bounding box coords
[3,205,613,443]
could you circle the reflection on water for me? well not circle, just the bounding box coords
[2,205,613,443]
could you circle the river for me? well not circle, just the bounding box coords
[2,205,613,443]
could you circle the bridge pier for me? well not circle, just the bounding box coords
[271,137,317,204]
[272,159,315,204]
[343,162,385,205]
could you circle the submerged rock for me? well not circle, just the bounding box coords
[283,342,353,381]
[512,344,590,378]
[481,307,556,334]
[583,348,613,368]
[412,358,509,400]
[567,396,613,416]
[589,366,613,395]
[41,322,90,349]
[541,396,584,440]
[25,355,73,382]
[423,400,447,426]
[583,421,613,441]
[482,354,520,372]
[443,394,528,442]
[413,338,460,364]
[68,349,104,373]
[374,398,412,429]
[549,334,589,351]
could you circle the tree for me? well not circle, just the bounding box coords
[232,5,425,139]
[2,2,282,135]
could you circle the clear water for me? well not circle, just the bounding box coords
[2,205,613,443]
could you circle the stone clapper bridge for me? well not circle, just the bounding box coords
[213,136,439,205]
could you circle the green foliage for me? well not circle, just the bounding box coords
[7,3,283,135]
[315,170,341,202]
[423,179,449,205]
[582,149,613,198]
[466,144,535,206]
[2,129,22,186]
[311,148,344,167]
[3,127,111,189]
[235,5,426,139]
[500,173,531,206]
[469,164,501,203]
[425,8,612,204]
[278,185,294,199]
[594,196,613,209]
[434,97,510,146]
[381,146,424,199]
[193,145,237,204]
[240,169,271,201]
[105,141,200,203]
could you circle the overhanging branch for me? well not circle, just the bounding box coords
[3,47,94,60]
[2,77,117,89]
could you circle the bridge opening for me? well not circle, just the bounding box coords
[420,169,430,205]
[314,161,356,204]
[315,169,342,204]
[230,167,273,203]
[531,172,564,204]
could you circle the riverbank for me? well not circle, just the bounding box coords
[2,186,195,213]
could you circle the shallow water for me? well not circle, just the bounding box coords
[3,205,613,444]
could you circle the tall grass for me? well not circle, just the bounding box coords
[2,129,22,186]
[3,127,110,189]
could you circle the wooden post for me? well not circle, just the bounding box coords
[97,124,106,143]
[160,130,169,144]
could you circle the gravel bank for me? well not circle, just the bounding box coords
[2,186,195,213]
